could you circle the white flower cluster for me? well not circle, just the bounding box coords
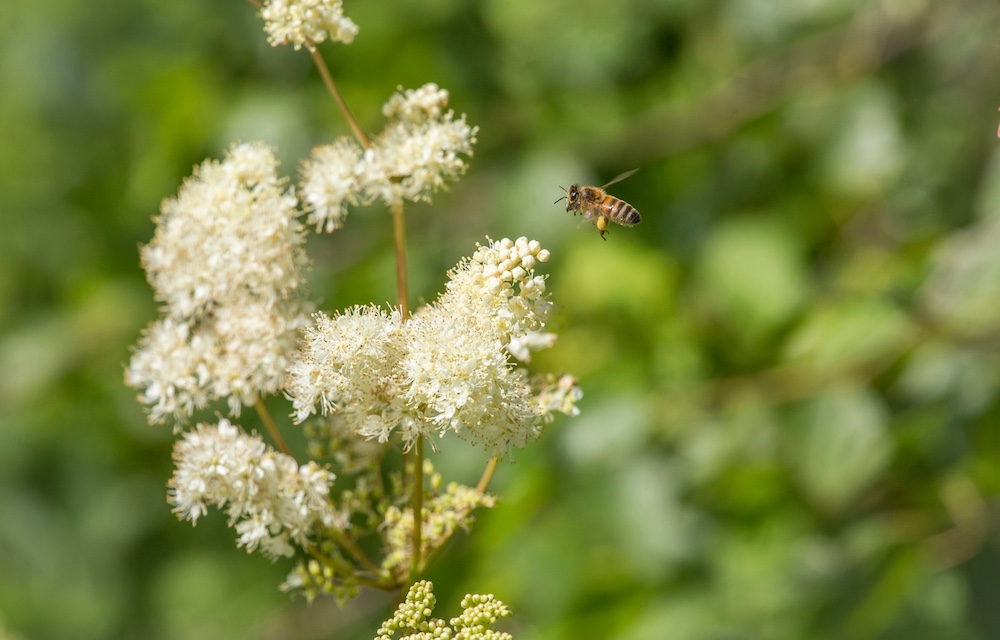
[261,0,359,51]
[286,237,578,455]
[299,83,478,232]
[126,143,311,425]
[168,419,342,559]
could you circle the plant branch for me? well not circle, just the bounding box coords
[409,437,424,581]
[476,456,499,494]
[390,203,410,319]
[255,399,292,457]
[332,529,382,577]
[308,48,372,149]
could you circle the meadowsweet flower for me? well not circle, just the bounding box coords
[125,317,214,425]
[285,305,407,434]
[299,138,364,233]
[140,142,307,318]
[168,419,342,559]
[293,84,476,226]
[261,0,359,51]
[285,238,568,455]
[127,143,311,425]
[535,374,583,418]
[382,83,450,123]
[359,84,478,208]
[398,237,555,453]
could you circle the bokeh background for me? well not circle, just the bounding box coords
[3,0,1000,638]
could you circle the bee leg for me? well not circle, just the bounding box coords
[597,215,608,240]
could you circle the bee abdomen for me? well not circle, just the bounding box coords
[607,198,641,226]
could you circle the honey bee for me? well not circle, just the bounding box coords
[556,168,640,240]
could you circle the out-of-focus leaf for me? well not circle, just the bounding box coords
[782,298,913,373]
[921,216,1000,334]
[695,217,808,337]
[819,82,905,199]
[897,340,1000,414]
[789,387,894,513]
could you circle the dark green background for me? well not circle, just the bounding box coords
[3,1,1000,638]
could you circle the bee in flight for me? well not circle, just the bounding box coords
[555,168,641,240]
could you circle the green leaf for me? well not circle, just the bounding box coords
[790,387,894,513]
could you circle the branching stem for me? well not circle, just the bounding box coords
[410,437,424,580]
[255,399,292,457]
[308,48,371,149]
[391,203,411,319]
[476,456,499,494]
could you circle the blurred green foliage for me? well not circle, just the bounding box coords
[2,0,1000,638]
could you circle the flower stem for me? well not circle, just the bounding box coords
[333,529,382,577]
[308,48,371,149]
[255,399,292,457]
[391,203,410,319]
[410,436,424,580]
[476,456,500,494]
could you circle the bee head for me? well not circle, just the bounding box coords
[562,185,581,211]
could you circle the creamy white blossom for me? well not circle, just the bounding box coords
[293,84,476,227]
[127,300,311,426]
[359,84,478,208]
[168,419,342,559]
[285,305,407,439]
[382,83,450,123]
[140,142,308,318]
[261,0,359,51]
[535,374,583,419]
[299,138,364,233]
[125,317,213,425]
[128,142,312,425]
[285,238,574,456]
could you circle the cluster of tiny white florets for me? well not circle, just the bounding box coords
[382,83,450,123]
[374,580,512,640]
[126,143,311,425]
[168,419,342,559]
[535,374,584,419]
[299,138,363,232]
[285,237,577,455]
[299,83,478,232]
[140,142,307,317]
[261,0,358,51]
[285,305,408,433]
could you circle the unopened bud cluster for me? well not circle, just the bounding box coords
[375,581,512,640]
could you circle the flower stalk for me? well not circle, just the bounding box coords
[308,47,371,149]
[255,399,292,457]
[410,437,424,580]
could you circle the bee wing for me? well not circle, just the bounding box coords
[600,168,638,190]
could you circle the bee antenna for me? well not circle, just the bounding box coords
[554,186,567,205]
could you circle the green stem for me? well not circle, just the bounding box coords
[308,48,371,149]
[390,203,410,319]
[476,456,500,494]
[255,400,291,457]
[410,437,424,580]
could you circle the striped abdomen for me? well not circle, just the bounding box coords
[601,196,641,227]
